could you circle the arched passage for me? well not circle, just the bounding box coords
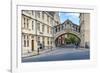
[55,33,81,47]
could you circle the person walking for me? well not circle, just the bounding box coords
[75,42,79,49]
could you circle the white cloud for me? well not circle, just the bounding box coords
[59,12,80,25]
[65,13,80,17]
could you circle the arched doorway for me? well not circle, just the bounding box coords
[31,40,34,51]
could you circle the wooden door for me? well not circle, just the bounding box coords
[31,40,34,51]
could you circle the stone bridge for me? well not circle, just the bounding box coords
[53,19,81,40]
[54,28,81,41]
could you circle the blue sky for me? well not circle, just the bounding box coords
[59,12,80,25]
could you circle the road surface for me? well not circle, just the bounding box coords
[22,48,90,62]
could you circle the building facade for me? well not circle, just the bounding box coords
[21,10,60,55]
[79,13,90,48]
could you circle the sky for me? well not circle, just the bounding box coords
[59,12,80,25]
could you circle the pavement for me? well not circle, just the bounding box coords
[22,47,90,62]
[22,48,54,58]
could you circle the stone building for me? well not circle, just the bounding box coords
[21,10,60,55]
[79,13,90,48]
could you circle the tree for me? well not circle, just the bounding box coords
[69,36,76,44]
[64,34,80,45]
[65,38,70,44]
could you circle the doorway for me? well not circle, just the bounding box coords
[31,40,34,51]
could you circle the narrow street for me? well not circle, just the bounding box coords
[22,48,90,62]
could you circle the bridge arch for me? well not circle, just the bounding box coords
[54,29,81,41]
[53,19,81,47]
[55,33,81,41]
[55,32,81,47]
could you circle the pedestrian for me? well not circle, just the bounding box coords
[75,42,78,49]
[39,43,42,49]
